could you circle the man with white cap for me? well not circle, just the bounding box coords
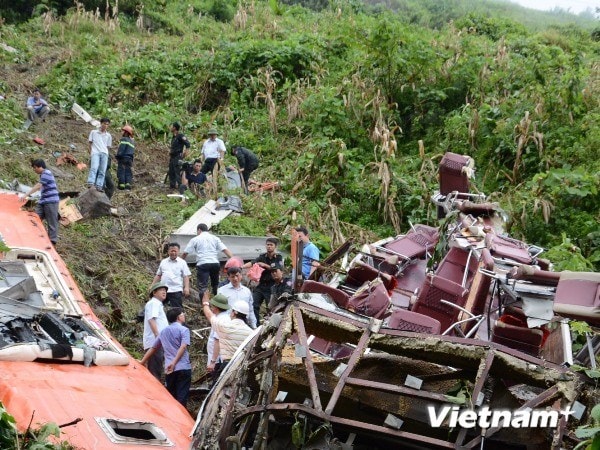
[202,295,253,373]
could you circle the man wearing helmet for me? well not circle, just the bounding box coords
[116,124,135,190]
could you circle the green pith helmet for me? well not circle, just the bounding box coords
[148,281,168,297]
[209,294,229,310]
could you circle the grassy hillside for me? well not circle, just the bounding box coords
[0,0,598,346]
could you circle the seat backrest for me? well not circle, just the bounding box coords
[553,272,600,326]
[485,234,532,264]
[435,247,477,287]
[491,320,544,356]
[347,279,390,319]
[387,309,441,334]
[300,280,350,308]
[411,274,469,333]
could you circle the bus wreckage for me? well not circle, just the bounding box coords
[192,152,599,450]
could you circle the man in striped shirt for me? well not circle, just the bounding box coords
[24,159,60,245]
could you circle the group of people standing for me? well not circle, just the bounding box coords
[139,225,320,407]
[168,125,260,196]
[24,88,259,200]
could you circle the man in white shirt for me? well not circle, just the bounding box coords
[181,223,234,298]
[217,267,256,328]
[200,129,226,174]
[152,242,191,308]
[87,118,113,192]
[143,282,169,381]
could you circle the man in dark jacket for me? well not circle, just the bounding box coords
[243,237,283,322]
[268,262,292,311]
[168,122,190,189]
[231,146,259,194]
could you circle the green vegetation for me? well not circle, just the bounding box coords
[0,402,73,450]
[0,0,598,335]
[0,0,598,442]
[0,0,597,293]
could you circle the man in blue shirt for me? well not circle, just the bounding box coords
[295,226,320,279]
[26,89,50,125]
[179,159,208,197]
[140,307,192,407]
[24,159,60,245]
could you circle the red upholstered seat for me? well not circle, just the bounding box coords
[485,234,533,265]
[346,261,395,292]
[439,152,472,195]
[347,279,390,319]
[387,309,441,334]
[491,307,547,356]
[300,280,350,308]
[492,320,544,356]
[412,274,469,332]
[411,247,478,334]
[553,272,600,326]
[383,226,439,261]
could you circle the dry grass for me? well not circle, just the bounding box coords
[253,66,279,133]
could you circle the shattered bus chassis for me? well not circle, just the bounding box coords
[192,295,585,449]
[192,152,599,449]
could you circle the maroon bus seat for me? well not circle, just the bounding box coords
[553,272,600,326]
[508,265,561,286]
[346,261,395,292]
[485,234,533,265]
[435,247,478,282]
[411,275,469,333]
[411,247,479,334]
[347,279,390,319]
[439,152,472,195]
[491,306,547,356]
[383,226,439,261]
[300,280,350,308]
[386,309,441,334]
[492,320,545,356]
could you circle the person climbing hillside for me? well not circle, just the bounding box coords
[116,124,135,190]
[230,145,259,194]
[200,129,225,174]
[22,159,60,246]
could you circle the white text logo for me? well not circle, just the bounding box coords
[427,405,574,428]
